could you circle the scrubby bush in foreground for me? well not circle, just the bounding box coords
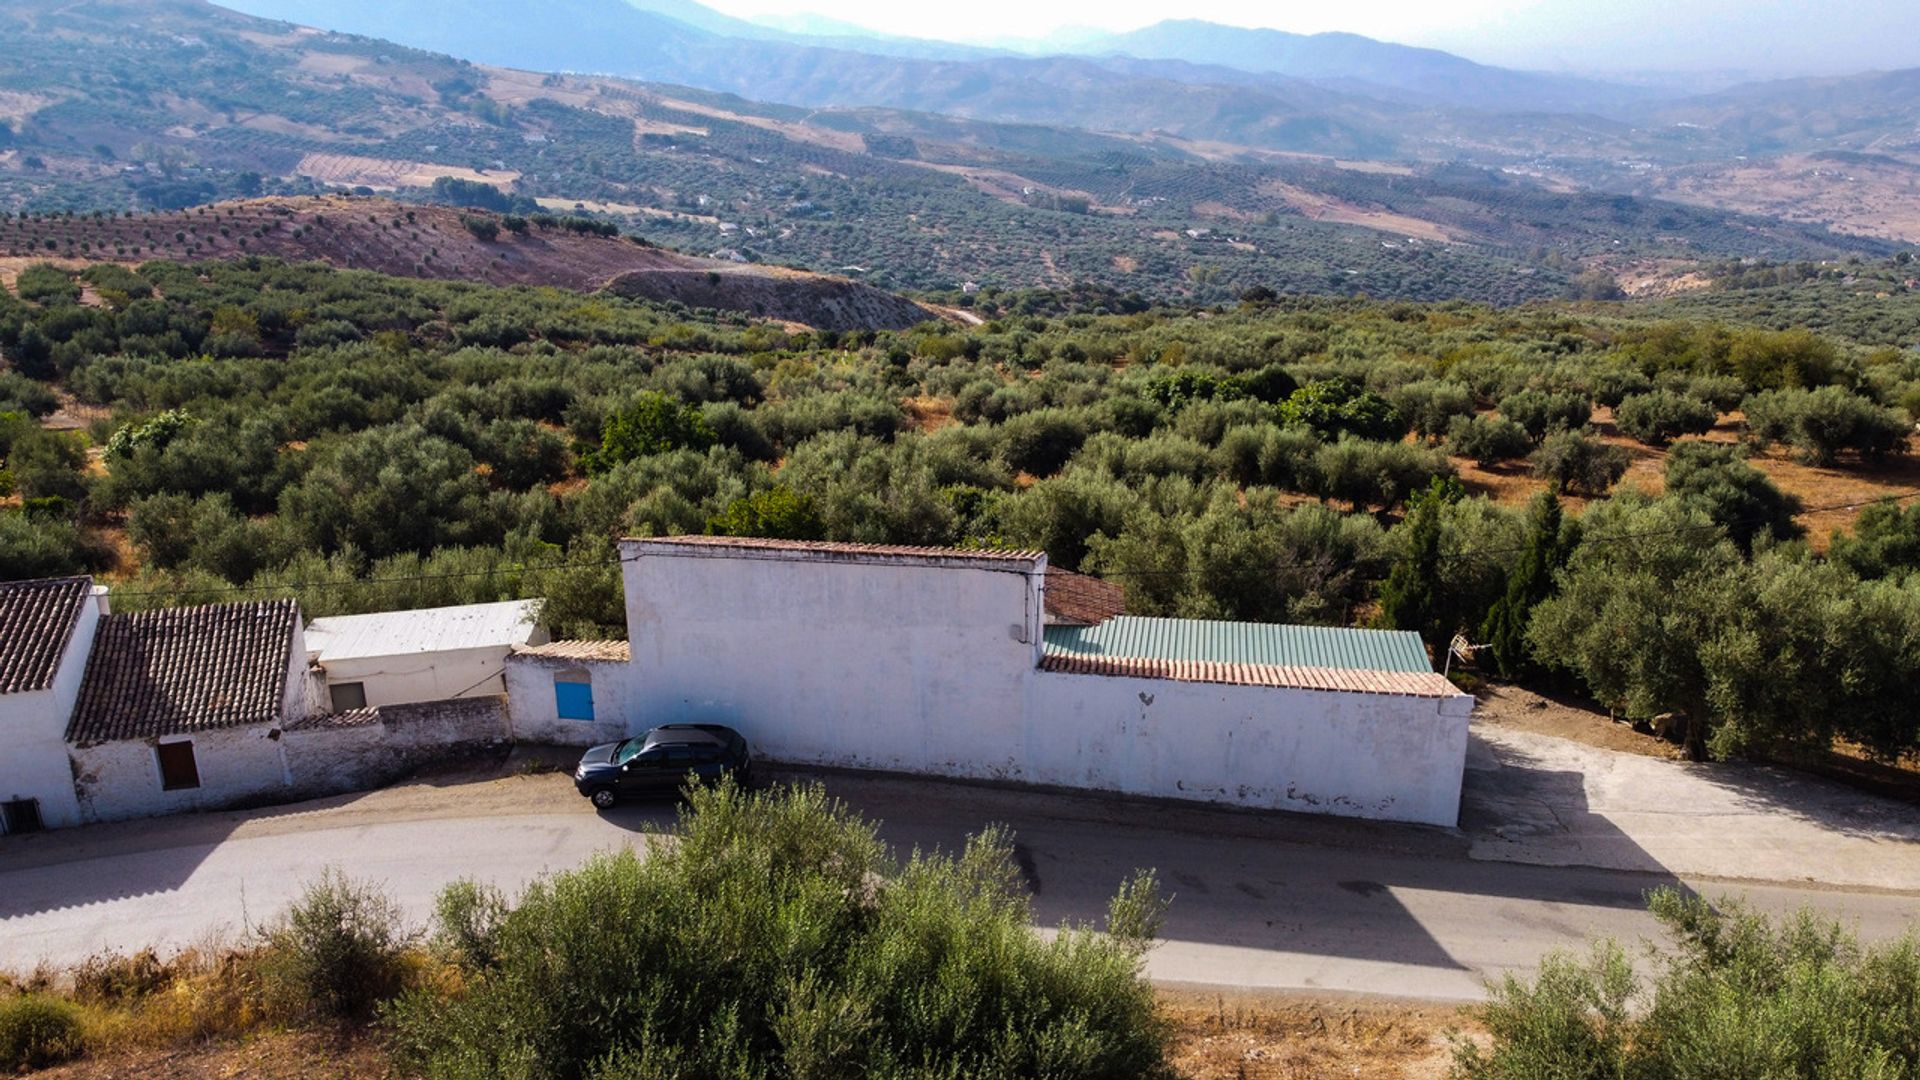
[256,867,414,1022]
[1455,888,1920,1079]
[0,994,84,1071]
[385,781,1171,1080]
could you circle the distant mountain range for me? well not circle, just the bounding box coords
[1064,20,1657,114]
[216,0,1920,168]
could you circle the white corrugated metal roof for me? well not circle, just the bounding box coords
[305,600,543,662]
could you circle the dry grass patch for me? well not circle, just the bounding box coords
[1163,989,1472,1080]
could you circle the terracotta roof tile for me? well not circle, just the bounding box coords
[626,535,1042,563]
[1038,653,1464,699]
[1043,569,1126,626]
[0,576,93,695]
[512,639,631,663]
[67,600,300,744]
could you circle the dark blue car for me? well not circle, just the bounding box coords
[573,724,752,809]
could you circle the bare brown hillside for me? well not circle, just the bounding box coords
[0,196,940,331]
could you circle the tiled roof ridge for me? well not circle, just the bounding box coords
[1038,653,1464,699]
[67,598,301,743]
[626,535,1043,562]
[0,575,93,695]
[1043,567,1126,626]
[512,639,631,663]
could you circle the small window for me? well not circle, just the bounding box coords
[554,668,595,721]
[156,741,200,792]
[329,681,368,712]
[1,798,43,835]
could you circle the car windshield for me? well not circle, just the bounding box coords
[612,738,645,765]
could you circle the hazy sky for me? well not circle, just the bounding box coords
[704,0,1920,75]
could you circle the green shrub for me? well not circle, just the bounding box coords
[1528,429,1629,496]
[1498,389,1592,442]
[1314,437,1453,510]
[384,782,1170,1080]
[707,484,826,541]
[1744,386,1911,465]
[1589,366,1654,408]
[1446,414,1531,466]
[257,868,413,1022]
[1663,441,1802,553]
[592,391,717,469]
[1278,380,1404,442]
[1614,389,1717,446]
[432,878,509,971]
[1456,889,1920,1079]
[1000,408,1089,477]
[0,994,85,1070]
[1390,379,1476,440]
[14,264,80,305]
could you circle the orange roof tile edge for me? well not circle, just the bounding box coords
[1038,653,1464,698]
[513,639,632,663]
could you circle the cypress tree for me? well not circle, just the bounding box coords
[1480,491,1575,679]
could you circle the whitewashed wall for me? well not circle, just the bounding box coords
[571,542,1475,827]
[618,542,1045,780]
[1025,670,1472,826]
[285,697,511,794]
[0,588,103,831]
[503,657,635,747]
[71,723,290,824]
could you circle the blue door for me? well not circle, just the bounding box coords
[554,671,595,721]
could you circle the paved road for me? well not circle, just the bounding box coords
[4,765,1916,1001]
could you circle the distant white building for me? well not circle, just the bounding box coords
[305,600,546,712]
[506,538,1475,827]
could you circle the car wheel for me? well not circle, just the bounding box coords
[590,788,617,809]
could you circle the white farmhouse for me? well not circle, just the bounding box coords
[66,600,314,824]
[305,599,546,712]
[0,577,108,833]
[505,537,1475,827]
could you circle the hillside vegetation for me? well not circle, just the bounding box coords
[0,0,1891,306]
[2,255,1919,763]
[0,197,935,330]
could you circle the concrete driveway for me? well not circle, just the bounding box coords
[3,730,1918,1002]
[1463,726,1920,890]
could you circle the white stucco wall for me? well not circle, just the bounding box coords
[71,723,291,824]
[0,588,104,831]
[504,657,636,747]
[561,541,1476,827]
[618,542,1046,779]
[1025,670,1473,826]
[319,644,519,710]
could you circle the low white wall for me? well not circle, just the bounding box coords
[320,645,516,709]
[504,658,634,747]
[71,724,290,824]
[1026,670,1472,826]
[286,697,511,794]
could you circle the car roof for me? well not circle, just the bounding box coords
[641,726,729,749]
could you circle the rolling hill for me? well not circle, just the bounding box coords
[0,196,941,329]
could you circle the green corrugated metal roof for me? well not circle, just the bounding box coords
[1042,616,1433,673]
